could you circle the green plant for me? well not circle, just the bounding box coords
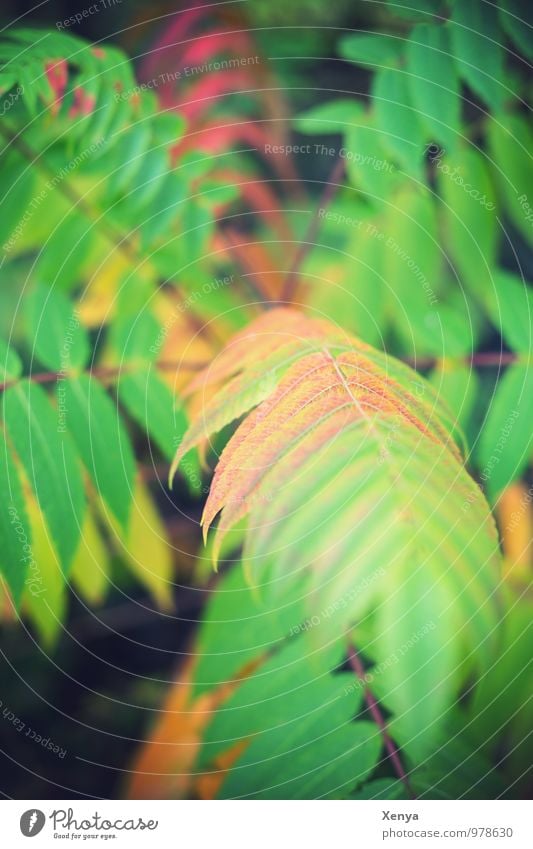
[163,308,516,799]
[0,5,531,801]
[0,27,243,641]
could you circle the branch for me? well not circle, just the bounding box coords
[219,228,275,303]
[0,350,520,395]
[281,156,346,303]
[348,644,416,799]
[0,358,206,394]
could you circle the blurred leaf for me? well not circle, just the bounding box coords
[477,364,533,498]
[436,145,497,297]
[407,24,461,149]
[430,362,479,437]
[25,283,90,371]
[372,66,425,178]
[385,0,441,20]
[499,0,533,61]
[339,33,404,68]
[62,375,135,529]
[487,270,533,354]
[0,153,35,249]
[0,443,30,604]
[383,186,444,351]
[118,368,187,460]
[344,115,402,201]
[465,591,533,785]
[34,209,95,292]
[0,334,22,383]
[351,779,408,800]
[295,99,365,134]
[200,637,349,767]
[70,509,110,605]
[109,309,161,365]
[22,495,67,648]
[109,479,174,610]
[450,0,506,109]
[308,208,388,346]
[372,566,459,758]
[3,380,85,570]
[488,113,533,247]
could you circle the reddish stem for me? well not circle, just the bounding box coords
[348,644,416,799]
[0,350,519,395]
[0,358,206,394]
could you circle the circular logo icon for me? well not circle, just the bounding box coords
[20,810,46,837]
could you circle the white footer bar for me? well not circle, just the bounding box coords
[1,799,530,848]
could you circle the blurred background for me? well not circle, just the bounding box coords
[0,0,531,799]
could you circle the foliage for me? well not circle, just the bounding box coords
[0,27,230,640]
[0,2,531,801]
[295,0,533,499]
[162,308,511,798]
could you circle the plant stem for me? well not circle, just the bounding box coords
[281,156,346,303]
[347,644,416,799]
[219,229,274,303]
[0,350,519,395]
[0,358,206,394]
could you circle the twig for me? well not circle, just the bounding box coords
[219,228,275,303]
[348,644,416,799]
[407,351,520,369]
[0,358,206,394]
[281,156,346,303]
[0,350,521,395]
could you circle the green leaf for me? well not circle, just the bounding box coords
[69,510,110,605]
[118,368,187,460]
[499,0,533,61]
[200,636,348,767]
[109,310,161,365]
[0,153,35,250]
[487,270,533,354]
[339,33,404,68]
[477,364,533,498]
[25,283,90,371]
[385,0,441,20]
[62,375,135,528]
[372,66,425,178]
[105,479,174,610]
[2,380,85,570]
[407,24,461,149]
[372,566,460,758]
[351,779,408,800]
[436,145,497,297]
[139,171,185,248]
[220,717,381,800]
[343,116,401,201]
[411,734,507,799]
[429,363,479,437]
[0,443,30,603]
[450,1,506,109]
[465,594,532,781]
[192,564,306,697]
[307,206,388,346]
[22,496,67,648]
[34,210,95,292]
[488,114,533,247]
[295,99,365,135]
[0,335,22,383]
[383,187,443,351]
